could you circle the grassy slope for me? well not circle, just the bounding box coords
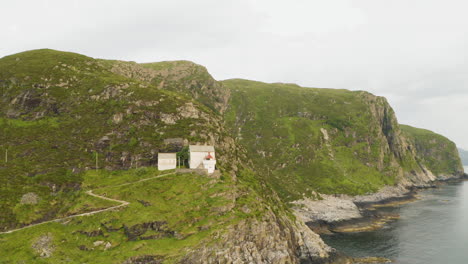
[222,78,463,203]
[0,50,290,263]
[0,49,224,230]
[223,79,399,201]
[0,168,268,263]
[401,125,463,175]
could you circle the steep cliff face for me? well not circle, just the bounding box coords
[222,79,462,202]
[359,93,441,186]
[359,92,409,166]
[401,125,464,177]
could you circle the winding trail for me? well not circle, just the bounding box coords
[0,172,175,235]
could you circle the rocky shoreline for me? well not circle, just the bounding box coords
[293,173,467,235]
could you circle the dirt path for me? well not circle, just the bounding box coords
[0,172,174,235]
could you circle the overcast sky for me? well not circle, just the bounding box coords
[2,0,467,149]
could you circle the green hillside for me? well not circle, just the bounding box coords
[0,49,330,263]
[0,49,463,263]
[400,125,464,175]
[0,49,228,230]
[0,169,271,263]
[222,79,423,201]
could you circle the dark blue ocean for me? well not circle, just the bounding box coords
[322,166,468,264]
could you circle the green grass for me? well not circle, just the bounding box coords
[0,117,60,128]
[401,124,463,175]
[0,50,278,263]
[222,79,405,200]
[0,170,267,263]
[0,49,224,230]
[140,60,198,71]
[81,167,167,189]
[222,79,462,202]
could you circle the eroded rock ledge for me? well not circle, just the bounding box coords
[293,174,464,235]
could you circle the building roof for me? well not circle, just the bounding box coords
[189,145,215,152]
[158,153,176,159]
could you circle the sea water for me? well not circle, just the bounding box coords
[322,166,468,264]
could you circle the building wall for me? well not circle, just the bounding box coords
[190,151,216,169]
[202,159,216,174]
[158,158,176,170]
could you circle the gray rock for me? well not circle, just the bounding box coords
[93,240,104,247]
[104,242,112,250]
[20,192,40,205]
[181,210,332,264]
[32,233,54,258]
[293,195,362,223]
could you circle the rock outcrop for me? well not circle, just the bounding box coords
[105,60,231,114]
[32,233,54,258]
[181,211,338,264]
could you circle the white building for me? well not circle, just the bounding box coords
[189,145,216,174]
[158,153,177,171]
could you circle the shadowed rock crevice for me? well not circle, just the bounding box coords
[124,221,174,241]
